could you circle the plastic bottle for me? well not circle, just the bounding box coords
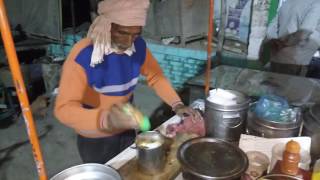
[280,140,301,176]
[270,141,312,179]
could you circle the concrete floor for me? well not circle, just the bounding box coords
[0,83,165,179]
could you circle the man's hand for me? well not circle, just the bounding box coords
[102,104,139,132]
[173,104,203,122]
[280,29,312,47]
[269,38,286,50]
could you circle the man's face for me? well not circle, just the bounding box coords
[110,23,142,52]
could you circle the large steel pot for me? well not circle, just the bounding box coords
[247,111,302,138]
[50,163,122,180]
[204,90,250,142]
[177,137,248,180]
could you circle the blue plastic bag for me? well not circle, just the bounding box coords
[254,95,297,122]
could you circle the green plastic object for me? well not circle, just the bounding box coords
[268,0,279,25]
[139,116,151,132]
[122,106,131,115]
[122,104,150,131]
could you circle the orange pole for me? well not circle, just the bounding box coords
[0,1,47,179]
[205,0,214,96]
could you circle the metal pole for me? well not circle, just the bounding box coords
[0,1,47,179]
[205,0,214,95]
[71,0,76,43]
[216,0,226,66]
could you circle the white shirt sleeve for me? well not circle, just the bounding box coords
[266,14,279,40]
[300,3,320,46]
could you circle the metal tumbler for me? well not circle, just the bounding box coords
[135,131,166,175]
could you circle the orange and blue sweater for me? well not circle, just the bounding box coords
[54,37,181,138]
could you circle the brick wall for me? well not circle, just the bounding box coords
[146,42,209,89]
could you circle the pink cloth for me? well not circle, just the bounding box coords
[87,0,150,67]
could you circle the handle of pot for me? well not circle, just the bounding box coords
[222,113,243,128]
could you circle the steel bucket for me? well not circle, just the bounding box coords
[204,90,250,142]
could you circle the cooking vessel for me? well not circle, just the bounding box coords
[247,110,302,138]
[50,163,122,180]
[177,137,248,180]
[204,90,250,142]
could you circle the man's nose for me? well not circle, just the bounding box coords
[126,35,135,45]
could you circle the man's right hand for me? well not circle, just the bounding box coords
[280,29,312,47]
[270,38,286,50]
[101,104,139,132]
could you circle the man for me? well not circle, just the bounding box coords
[265,0,320,76]
[54,0,200,164]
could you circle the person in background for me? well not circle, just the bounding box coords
[265,0,320,76]
[54,0,201,164]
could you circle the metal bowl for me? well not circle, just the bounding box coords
[50,163,122,180]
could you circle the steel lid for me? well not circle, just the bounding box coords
[177,137,248,179]
[205,90,250,111]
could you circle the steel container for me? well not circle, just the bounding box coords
[50,163,122,180]
[177,137,248,180]
[204,90,250,142]
[135,131,166,175]
[247,110,302,138]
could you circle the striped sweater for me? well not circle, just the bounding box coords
[54,37,181,138]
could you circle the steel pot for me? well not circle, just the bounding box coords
[177,137,248,180]
[50,163,122,180]
[247,111,302,138]
[204,90,250,142]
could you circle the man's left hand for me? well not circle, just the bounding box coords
[173,104,203,122]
